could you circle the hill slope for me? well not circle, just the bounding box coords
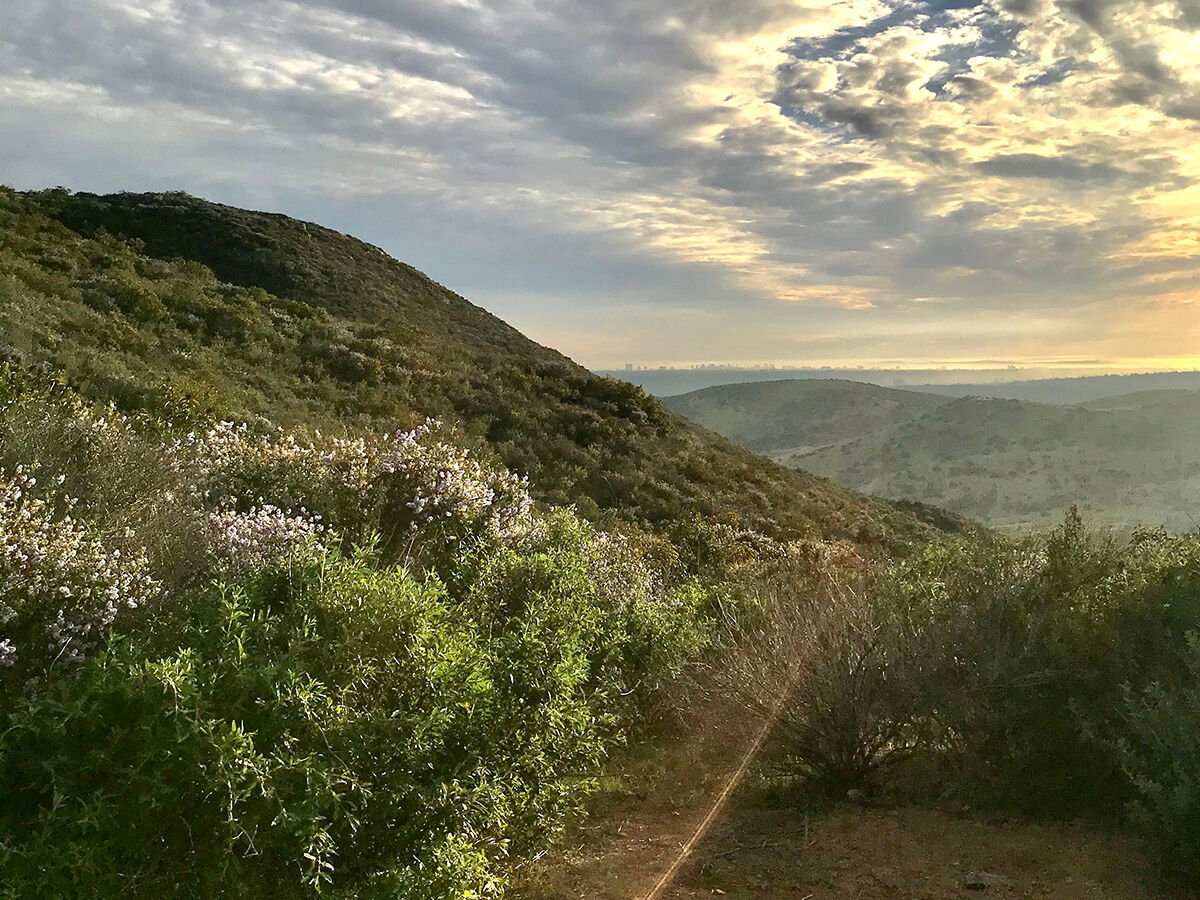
[667,379,1200,531]
[601,367,1200,401]
[0,187,959,546]
[907,372,1200,405]
[1076,389,1200,411]
[664,379,952,456]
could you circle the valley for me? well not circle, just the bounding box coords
[666,380,1200,531]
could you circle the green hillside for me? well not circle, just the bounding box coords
[907,372,1200,405]
[1077,389,1200,411]
[664,379,951,456]
[667,379,1200,531]
[0,187,957,547]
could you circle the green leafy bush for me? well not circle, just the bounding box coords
[2,552,490,895]
[0,533,712,897]
[0,378,724,896]
[1112,634,1200,879]
[859,512,1200,810]
[729,512,1200,860]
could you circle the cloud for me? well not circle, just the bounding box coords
[974,152,1131,182]
[0,0,1197,368]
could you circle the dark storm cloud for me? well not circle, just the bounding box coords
[996,0,1046,18]
[1180,0,1200,29]
[1059,0,1118,30]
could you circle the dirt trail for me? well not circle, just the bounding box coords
[513,698,758,900]
[514,704,1194,900]
[665,801,1190,899]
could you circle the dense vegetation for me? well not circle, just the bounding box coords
[0,187,966,894]
[0,373,743,896]
[3,372,1196,893]
[0,187,957,548]
[666,378,1200,531]
[720,511,1200,880]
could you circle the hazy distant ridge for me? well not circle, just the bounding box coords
[665,378,1200,531]
[609,367,1200,401]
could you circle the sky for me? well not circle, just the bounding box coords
[2,0,1199,371]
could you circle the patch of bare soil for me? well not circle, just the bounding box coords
[512,697,760,900]
[670,800,1192,900]
[515,719,1195,900]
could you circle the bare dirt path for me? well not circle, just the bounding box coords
[513,699,756,900]
[514,706,1195,900]
[664,800,1191,900]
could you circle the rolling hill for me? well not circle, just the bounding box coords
[0,187,962,547]
[599,367,1200,400]
[666,379,1200,531]
[906,372,1200,405]
[664,379,952,455]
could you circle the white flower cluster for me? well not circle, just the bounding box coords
[180,421,378,505]
[379,421,534,540]
[588,530,661,605]
[0,467,159,676]
[204,504,324,577]
[177,421,384,549]
[182,418,535,552]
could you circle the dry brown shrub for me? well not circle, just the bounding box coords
[708,541,934,793]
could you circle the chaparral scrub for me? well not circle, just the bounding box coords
[0,373,720,898]
[719,511,1200,880]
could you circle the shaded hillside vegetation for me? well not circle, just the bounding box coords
[0,187,955,547]
[664,379,950,455]
[666,379,1200,531]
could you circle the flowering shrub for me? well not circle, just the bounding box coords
[203,504,324,577]
[377,420,533,543]
[0,374,208,588]
[180,420,379,538]
[0,467,158,686]
[0,536,717,897]
[185,418,534,567]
